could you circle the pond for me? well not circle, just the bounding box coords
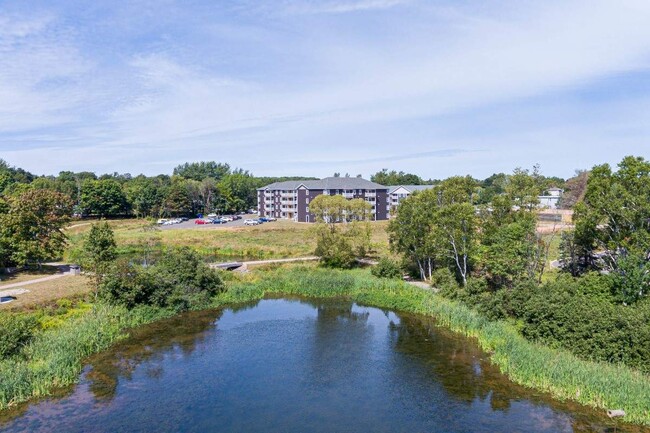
[1,298,645,433]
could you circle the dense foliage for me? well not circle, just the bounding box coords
[566,156,650,303]
[81,221,118,293]
[389,156,650,375]
[0,189,73,267]
[0,314,38,359]
[100,247,225,310]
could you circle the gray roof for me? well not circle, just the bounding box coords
[258,177,388,191]
[388,184,436,194]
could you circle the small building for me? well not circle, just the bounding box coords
[538,188,564,209]
[257,177,390,222]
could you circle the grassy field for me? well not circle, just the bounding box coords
[65,219,391,261]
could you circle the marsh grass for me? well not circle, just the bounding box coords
[2,265,649,426]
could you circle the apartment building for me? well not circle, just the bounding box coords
[388,185,436,213]
[257,177,389,222]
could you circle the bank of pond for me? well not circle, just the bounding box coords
[0,267,649,432]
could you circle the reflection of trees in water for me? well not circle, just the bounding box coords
[390,315,493,405]
[390,316,638,433]
[85,309,223,402]
[306,300,372,385]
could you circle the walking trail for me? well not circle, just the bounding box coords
[0,273,67,291]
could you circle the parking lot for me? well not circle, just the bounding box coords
[159,217,266,230]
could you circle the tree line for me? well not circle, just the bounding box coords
[0,160,317,220]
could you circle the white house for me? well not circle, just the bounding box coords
[537,187,564,209]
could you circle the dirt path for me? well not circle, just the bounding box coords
[0,273,67,291]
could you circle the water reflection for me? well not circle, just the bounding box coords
[1,298,647,433]
[85,308,222,402]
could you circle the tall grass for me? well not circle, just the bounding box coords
[2,265,649,426]
[222,266,650,426]
[0,304,178,409]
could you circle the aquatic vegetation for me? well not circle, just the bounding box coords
[1,265,649,426]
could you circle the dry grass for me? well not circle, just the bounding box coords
[66,218,391,260]
[0,276,92,311]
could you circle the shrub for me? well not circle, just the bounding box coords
[0,314,38,359]
[371,258,402,279]
[100,248,225,310]
[431,268,459,294]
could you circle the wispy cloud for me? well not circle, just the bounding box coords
[1,0,650,178]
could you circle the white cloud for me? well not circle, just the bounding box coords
[1,0,650,178]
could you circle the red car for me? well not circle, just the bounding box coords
[194,219,208,224]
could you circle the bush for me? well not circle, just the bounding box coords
[371,258,402,279]
[520,279,650,372]
[0,314,38,359]
[431,268,459,294]
[100,248,225,310]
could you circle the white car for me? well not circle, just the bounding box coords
[244,219,260,226]
[221,216,233,222]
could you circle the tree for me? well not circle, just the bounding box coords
[82,221,117,295]
[572,156,650,302]
[480,212,543,288]
[311,195,372,268]
[173,161,231,181]
[506,165,544,211]
[1,190,73,266]
[80,179,129,217]
[559,170,588,209]
[434,202,477,286]
[124,175,167,218]
[371,169,424,186]
[163,179,194,217]
[219,171,258,213]
[388,189,438,280]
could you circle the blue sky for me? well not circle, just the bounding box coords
[1,0,649,179]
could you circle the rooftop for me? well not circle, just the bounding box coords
[259,177,388,191]
[388,184,436,194]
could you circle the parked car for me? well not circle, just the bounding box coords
[211,218,225,224]
[157,219,168,225]
[221,216,233,222]
[244,219,260,226]
[266,217,277,221]
[195,219,208,225]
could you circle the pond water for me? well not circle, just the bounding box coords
[1,298,645,433]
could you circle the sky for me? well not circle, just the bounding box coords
[0,0,649,180]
